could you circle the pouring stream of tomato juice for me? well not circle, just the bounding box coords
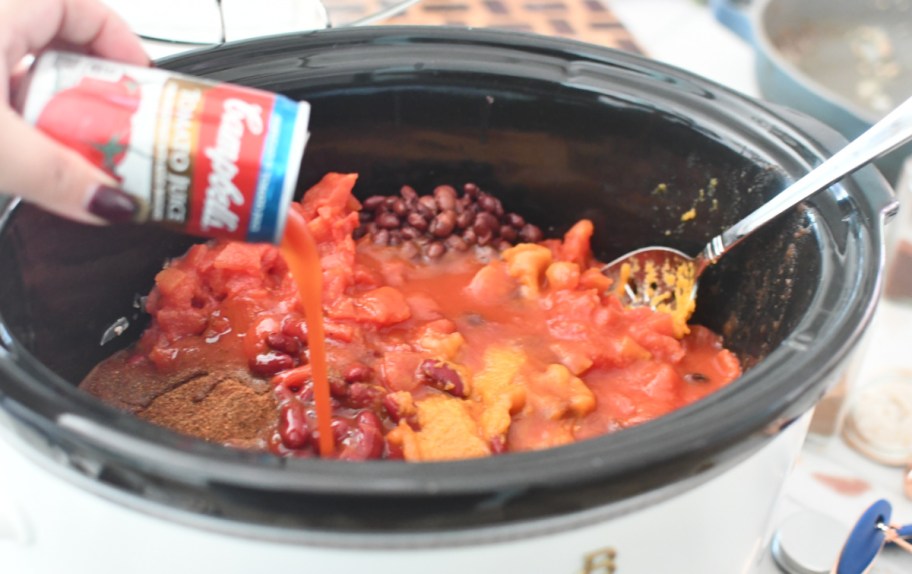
[280,206,335,457]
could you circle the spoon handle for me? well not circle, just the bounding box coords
[700,94,912,266]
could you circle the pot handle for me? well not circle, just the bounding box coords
[709,0,756,44]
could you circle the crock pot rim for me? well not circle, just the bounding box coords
[0,26,892,499]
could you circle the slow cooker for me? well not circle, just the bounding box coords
[0,27,897,573]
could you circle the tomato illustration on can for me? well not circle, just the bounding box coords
[19,51,311,243]
[35,74,141,181]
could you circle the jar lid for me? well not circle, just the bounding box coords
[841,371,912,466]
[771,510,849,574]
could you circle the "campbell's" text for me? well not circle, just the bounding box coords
[199,98,264,232]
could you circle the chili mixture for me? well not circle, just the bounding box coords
[80,173,742,461]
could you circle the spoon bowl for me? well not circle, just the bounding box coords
[603,93,912,319]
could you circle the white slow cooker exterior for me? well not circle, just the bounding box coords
[0,413,810,573]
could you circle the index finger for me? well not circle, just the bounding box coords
[0,0,149,72]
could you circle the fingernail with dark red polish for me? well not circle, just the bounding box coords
[87,185,139,224]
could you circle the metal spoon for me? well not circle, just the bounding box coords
[602,93,912,317]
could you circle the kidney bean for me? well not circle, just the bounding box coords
[344,363,373,383]
[329,376,349,399]
[266,332,300,356]
[339,411,385,461]
[330,417,353,446]
[281,319,308,345]
[383,392,415,423]
[278,400,311,450]
[347,383,385,408]
[418,359,467,398]
[251,351,295,377]
[490,435,507,455]
[429,211,456,238]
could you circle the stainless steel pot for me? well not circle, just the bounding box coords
[711,0,912,184]
[0,26,898,572]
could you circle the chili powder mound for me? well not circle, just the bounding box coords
[80,173,742,461]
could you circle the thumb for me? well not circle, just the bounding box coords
[0,106,139,224]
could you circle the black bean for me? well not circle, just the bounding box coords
[400,185,418,201]
[506,213,525,228]
[400,225,420,240]
[376,212,401,229]
[426,241,445,259]
[473,212,499,236]
[433,185,458,211]
[499,225,518,242]
[373,229,390,245]
[429,211,456,238]
[401,241,420,259]
[392,198,409,216]
[362,195,386,210]
[418,195,439,215]
[519,223,544,243]
[407,212,428,231]
[462,228,477,246]
[455,210,474,230]
[445,235,468,252]
[463,183,479,198]
[477,232,494,247]
[478,194,500,214]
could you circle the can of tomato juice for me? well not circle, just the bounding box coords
[17,51,311,243]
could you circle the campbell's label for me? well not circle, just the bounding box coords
[20,51,310,243]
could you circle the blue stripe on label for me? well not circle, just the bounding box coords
[247,96,299,243]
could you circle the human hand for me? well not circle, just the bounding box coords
[0,0,149,224]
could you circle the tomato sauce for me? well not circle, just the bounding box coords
[82,173,742,461]
[279,206,334,457]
